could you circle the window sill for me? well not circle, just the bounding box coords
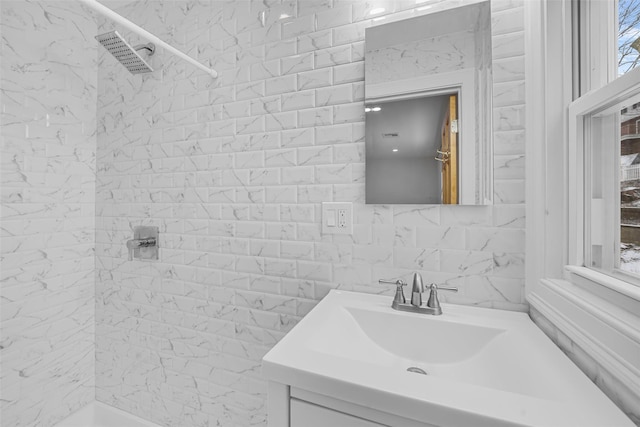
[527,274,640,405]
[564,265,640,313]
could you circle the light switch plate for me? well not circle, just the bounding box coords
[322,202,353,235]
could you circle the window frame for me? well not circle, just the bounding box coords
[568,0,640,293]
[569,67,640,287]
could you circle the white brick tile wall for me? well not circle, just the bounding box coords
[95,1,527,425]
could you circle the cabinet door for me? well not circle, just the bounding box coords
[290,399,386,427]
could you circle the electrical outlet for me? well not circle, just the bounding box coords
[338,209,347,228]
[322,202,353,235]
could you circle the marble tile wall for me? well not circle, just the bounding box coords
[0,1,98,426]
[94,0,526,425]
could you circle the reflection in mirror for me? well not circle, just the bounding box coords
[364,1,493,205]
[365,93,457,204]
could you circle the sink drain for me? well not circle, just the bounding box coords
[407,367,428,375]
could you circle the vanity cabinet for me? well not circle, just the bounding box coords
[268,382,435,427]
[290,399,384,427]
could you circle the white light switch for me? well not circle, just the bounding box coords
[322,202,353,235]
[327,210,336,227]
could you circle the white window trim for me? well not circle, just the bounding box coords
[525,0,640,410]
[568,66,640,290]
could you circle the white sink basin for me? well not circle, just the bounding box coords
[263,290,633,427]
[309,305,504,363]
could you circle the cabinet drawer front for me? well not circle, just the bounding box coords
[291,399,386,427]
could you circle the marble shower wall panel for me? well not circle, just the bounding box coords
[95,0,526,425]
[0,1,98,426]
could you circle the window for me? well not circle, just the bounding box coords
[616,0,640,275]
[618,0,640,76]
[620,103,640,274]
[581,89,640,279]
[570,0,640,284]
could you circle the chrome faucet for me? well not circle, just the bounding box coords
[379,273,458,315]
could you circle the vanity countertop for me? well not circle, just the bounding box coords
[262,290,634,427]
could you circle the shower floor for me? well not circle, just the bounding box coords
[54,402,160,427]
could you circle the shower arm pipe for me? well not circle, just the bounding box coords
[77,0,218,78]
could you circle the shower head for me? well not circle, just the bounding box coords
[95,30,154,74]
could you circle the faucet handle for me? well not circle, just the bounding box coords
[379,279,407,305]
[426,284,458,314]
[434,284,458,293]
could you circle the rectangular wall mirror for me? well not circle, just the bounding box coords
[365,1,493,205]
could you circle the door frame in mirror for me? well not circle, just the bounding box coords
[366,69,482,204]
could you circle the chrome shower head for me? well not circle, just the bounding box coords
[95,30,154,74]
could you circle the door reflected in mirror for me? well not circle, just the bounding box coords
[365,93,459,204]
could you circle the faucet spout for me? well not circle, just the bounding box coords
[410,273,424,307]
